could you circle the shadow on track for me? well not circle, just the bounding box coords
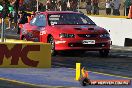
[54,50,132,59]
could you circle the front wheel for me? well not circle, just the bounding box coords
[99,50,109,57]
[48,36,56,56]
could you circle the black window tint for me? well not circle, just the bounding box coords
[48,13,96,25]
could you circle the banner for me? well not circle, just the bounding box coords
[0,42,51,68]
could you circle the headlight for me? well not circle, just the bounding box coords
[100,34,110,38]
[59,33,75,38]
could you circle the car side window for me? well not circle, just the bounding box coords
[35,14,46,27]
[30,14,46,27]
[30,16,37,25]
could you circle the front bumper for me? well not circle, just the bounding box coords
[55,38,111,51]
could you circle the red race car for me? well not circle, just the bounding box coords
[20,11,111,57]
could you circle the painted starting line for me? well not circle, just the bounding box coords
[0,68,131,88]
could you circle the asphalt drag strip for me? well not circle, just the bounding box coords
[0,78,42,88]
[52,45,132,78]
[0,68,131,88]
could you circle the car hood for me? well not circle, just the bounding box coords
[52,25,108,34]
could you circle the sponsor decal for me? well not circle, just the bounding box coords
[0,44,40,67]
[40,31,46,35]
[90,80,131,85]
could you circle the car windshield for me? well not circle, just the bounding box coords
[48,13,96,25]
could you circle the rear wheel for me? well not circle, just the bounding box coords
[48,36,56,56]
[99,50,109,57]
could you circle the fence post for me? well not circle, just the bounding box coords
[1,18,5,42]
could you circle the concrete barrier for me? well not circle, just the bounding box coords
[0,40,51,68]
[89,16,132,46]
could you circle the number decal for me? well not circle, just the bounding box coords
[40,31,46,35]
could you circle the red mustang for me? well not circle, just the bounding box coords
[20,11,111,57]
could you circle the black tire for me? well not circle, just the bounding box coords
[22,36,27,41]
[99,50,109,57]
[48,36,56,56]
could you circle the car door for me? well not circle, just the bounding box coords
[24,14,47,42]
[35,14,47,43]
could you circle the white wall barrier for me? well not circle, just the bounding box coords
[89,16,132,46]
